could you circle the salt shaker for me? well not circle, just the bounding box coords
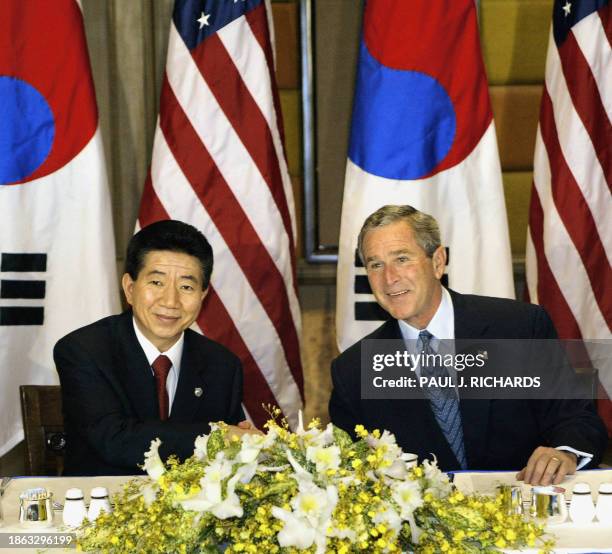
[595,483,612,523]
[63,488,87,527]
[88,487,112,521]
[569,482,595,524]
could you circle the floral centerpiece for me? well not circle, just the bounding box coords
[78,409,553,553]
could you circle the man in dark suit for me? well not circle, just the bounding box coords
[55,220,249,475]
[330,205,607,485]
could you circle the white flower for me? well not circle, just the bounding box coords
[179,456,243,519]
[143,438,165,481]
[392,479,424,519]
[201,455,234,494]
[234,461,257,484]
[381,458,409,480]
[210,472,243,519]
[270,508,316,549]
[271,480,338,554]
[373,506,402,535]
[295,411,334,448]
[140,484,157,507]
[236,431,273,464]
[193,434,209,460]
[306,445,341,473]
[301,424,335,449]
[422,457,452,498]
[367,430,403,465]
[285,448,312,481]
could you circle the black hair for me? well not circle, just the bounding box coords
[125,220,213,288]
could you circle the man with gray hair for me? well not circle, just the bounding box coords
[330,205,606,485]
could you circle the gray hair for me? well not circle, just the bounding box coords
[357,205,441,262]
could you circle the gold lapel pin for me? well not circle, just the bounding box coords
[194,387,203,397]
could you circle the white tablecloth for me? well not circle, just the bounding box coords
[0,476,134,553]
[453,468,612,552]
[1,471,611,552]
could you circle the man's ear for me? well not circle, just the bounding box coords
[432,246,447,280]
[121,273,134,306]
[201,286,209,302]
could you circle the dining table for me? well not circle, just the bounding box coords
[0,470,611,553]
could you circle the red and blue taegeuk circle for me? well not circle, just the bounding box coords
[0,0,97,186]
[348,0,492,180]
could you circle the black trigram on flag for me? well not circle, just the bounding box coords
[353,247,449,321]
[0,253,46,325]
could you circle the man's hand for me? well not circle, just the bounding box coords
[516,446,577,485]
[225,420,264,439]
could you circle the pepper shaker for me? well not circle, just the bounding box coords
[596,483,612,523]
[63,488,87,527]
[88,487,112,521]
[569,482,595,524]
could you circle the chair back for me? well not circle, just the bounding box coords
[19,385,65,476]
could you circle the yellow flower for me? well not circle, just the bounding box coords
[355,425,368,438]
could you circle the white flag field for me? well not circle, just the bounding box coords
[0,0,119,456]
[336,0,514,350]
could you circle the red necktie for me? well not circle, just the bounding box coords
[152,355,172,421]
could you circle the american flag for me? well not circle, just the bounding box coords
[137,0,303,428]
[526,1,611,429]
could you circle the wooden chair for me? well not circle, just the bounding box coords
[19,385,66,476]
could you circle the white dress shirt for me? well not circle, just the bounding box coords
[132,318,184,415]
[397,287,592,469]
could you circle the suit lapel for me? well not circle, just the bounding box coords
[449,290,491,468]
[113,311,158,420]
[170,330,207,421]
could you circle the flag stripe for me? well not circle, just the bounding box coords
[157,77,304,394]
[545,33,612,257]
[142,1,304,427]
[559,32,612,188]
[142,147,302,421]
[598,3,612,45]
[225,7,299,288]
[528,1,612,434]
[139,173,168,223]
[138,181,281,424]
[527,193,583,338]
[165,24,301,330]
[189,32,295,259]
[246,4,290,169]
[149,121,304,409]
[220,5,295,229]
[572,10,612,121]
[524,230,538,304]
[539,88,612,326]
[196,290,277,425]
[531,126,608,339]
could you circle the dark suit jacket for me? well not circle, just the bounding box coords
[330,289,607,472]
[54,311,245,476]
